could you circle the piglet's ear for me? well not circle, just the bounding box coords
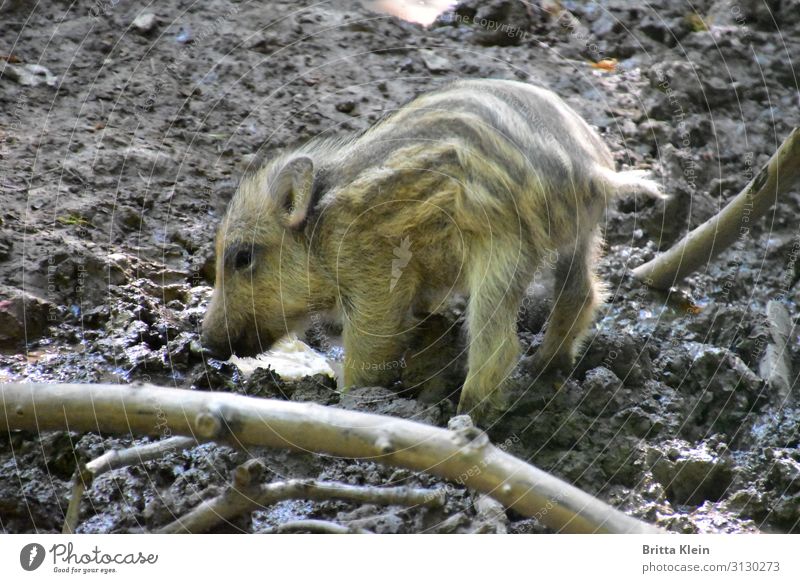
[273,156,314,230]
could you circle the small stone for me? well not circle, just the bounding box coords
[758,300,793,402]
[1,63,57,87]
[420,49,451,73]
[335,99,356,114]
[132,13,157,33]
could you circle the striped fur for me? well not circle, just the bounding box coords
[201,79,662,419]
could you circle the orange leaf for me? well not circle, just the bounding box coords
[591,58,618,72]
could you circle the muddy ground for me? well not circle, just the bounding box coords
[1,0,799,534]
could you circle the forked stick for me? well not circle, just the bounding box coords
[63,436,196,533]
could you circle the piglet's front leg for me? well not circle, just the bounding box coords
[340,292,414,390]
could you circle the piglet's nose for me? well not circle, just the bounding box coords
[200,330,233,359]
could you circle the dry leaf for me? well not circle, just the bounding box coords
[591,58,618,72]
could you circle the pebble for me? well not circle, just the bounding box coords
[420,49,452,73]
[132,13,157,33]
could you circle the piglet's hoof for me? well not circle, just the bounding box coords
[456,391,509,428]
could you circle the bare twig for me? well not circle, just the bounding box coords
[87,436,198,474]
[158,469,443,534]
[1,382,662,533]
[62,436,196,533]
[272,520,372,534]
[633,127,800,289]
[62,467,90,535]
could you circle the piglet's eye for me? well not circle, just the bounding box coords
[234,249,254,270]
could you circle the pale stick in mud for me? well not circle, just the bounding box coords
[1,382,662,534]
[158,458,443,534]
[270,520,371,534]
[63,436,196,533]
[633,127,800,289]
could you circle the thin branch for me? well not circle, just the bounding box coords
[63,468,90,535]
[87,436,197,474]
[158,472,443,534]
[271,520,371,534]
[62,436,196,533]
[633,127,800,289]
[1,382,662,534]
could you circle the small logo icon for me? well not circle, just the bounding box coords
[390,236,412,291]
[20,543,46,571]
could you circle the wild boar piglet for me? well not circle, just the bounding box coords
[201,79,662,416]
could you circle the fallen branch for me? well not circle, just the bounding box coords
[158,459,444,533]
[633,127,800,289]
[63,436,197,533]
[0,382,662,533]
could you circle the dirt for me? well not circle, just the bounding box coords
[1,0,799,534]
